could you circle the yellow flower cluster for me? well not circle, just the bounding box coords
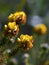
[4,22,19,36]
[4,11,34,51]
[17,34,34,51]
[8,11,26,25]
[4,11,26,36]
[34,24,47,35]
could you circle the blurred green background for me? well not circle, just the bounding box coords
[0,0,49,65]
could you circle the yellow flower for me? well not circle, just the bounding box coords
[19,34,32,42]
[8,11,26,25]
[4,22,19,36]
[8,22,16,30]
[13,11,26,25]
[34,24,47,35]
[17,34,34,51]
[8,13,14,22]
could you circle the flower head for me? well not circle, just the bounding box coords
[17,34,34,51]
[34,24,47,35]
[8,11,26,25]
[4,22,19,36]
